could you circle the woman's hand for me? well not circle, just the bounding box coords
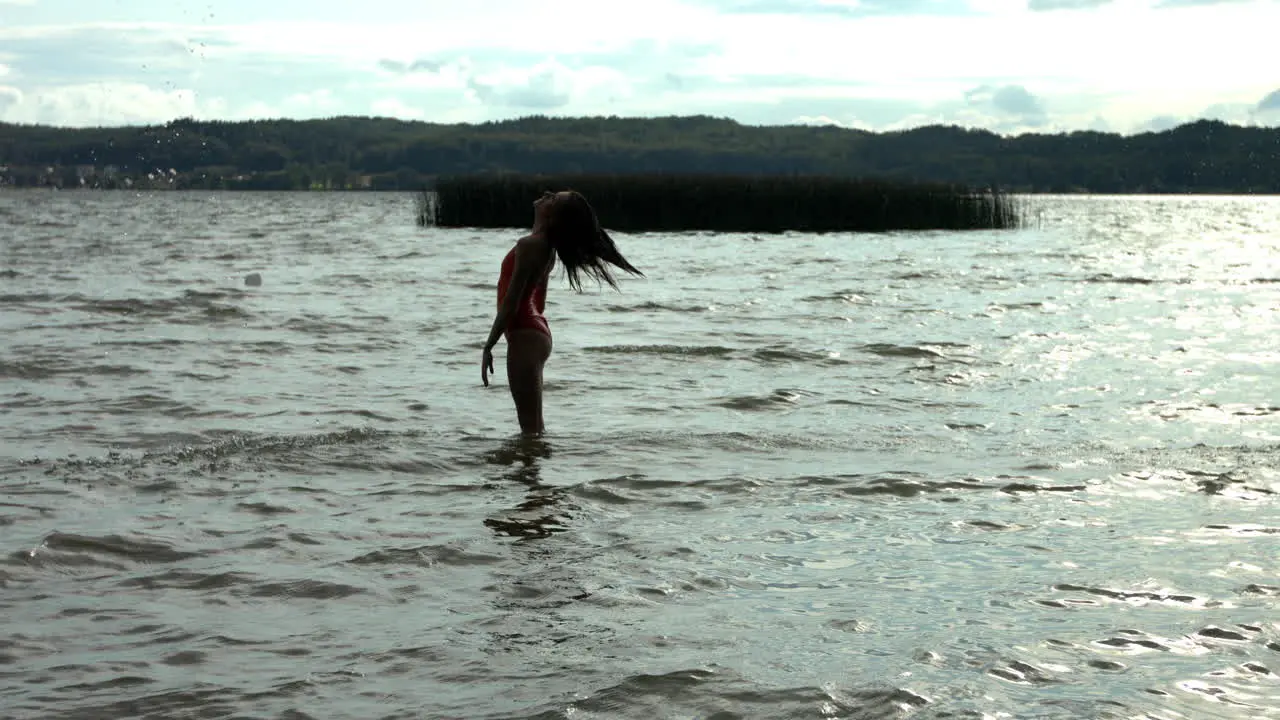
[481,344,495,386]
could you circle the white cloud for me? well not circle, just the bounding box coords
[370,97,425,120]
[0,0,1278,133]
[0,82,209,126]
[1138,115,1183,133]
[1027,0,1112,9]
[0,86,22,113]
[185,0,718,62]
[279,89,340,114]
[467,60,634,109]
[790,115,851,127]
[965,84,1047,124]
[468,62,573,109]
[1259,89,1280,113]
[375,60,471,91]
[693,0,1277,96]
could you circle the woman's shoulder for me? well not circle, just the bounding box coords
[514,234,551,255]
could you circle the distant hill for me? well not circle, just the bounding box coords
[0,115,1276,193]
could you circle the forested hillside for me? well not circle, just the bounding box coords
[0,115,1275,192]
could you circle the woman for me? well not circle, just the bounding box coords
[481,190,644,435]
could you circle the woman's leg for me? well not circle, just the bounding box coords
[505,329,553,435]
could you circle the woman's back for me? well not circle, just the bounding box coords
[497,245,548,331]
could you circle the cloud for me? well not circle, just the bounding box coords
[370,97,426,120]
[468,61,574,109]
[0,82,209,126]
[965,84,1047,124]
[467,59,632,110]
[1200,100,1258,125]
[376,60,472,92]
[377,59,443,74]
[0,26,210,85]
[1137,94,1280,132]
[1027,0,1112,10]
[1030,0,1255,8]
[1084,115,1114,132]
[1154,0,1258,6]
[993,86,1044,116]
[278,89,341,114]
[372,39,717,110]
[696,0,970,17]
[1029,0,1259,8]
[789,115,859,128]
[1,1,1279,134]
[0,86,21,113]
[756,93,1071,135]
[1139,114,1187,133]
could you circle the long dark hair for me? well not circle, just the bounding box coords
[545,190,643,292]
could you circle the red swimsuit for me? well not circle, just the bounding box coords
[497,246,550,339]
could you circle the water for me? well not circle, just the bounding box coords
[2,191,1278,719]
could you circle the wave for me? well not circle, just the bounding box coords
[507,666,930,720]
[0,359,148,380]
[858,342,972,360]
[800,291,872,303]
[583,344,847,365]
[584,344,735,357]
[9,532,199,572]
[712,388,820,411]
[347,545,504,568]
[605,301,712,313]
[1083,273,1159,285]
[53,291,255,324]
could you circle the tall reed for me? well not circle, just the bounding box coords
[413,187,437,227]
[421,173,1024,232]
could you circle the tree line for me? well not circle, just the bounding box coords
[0,114,1276,193]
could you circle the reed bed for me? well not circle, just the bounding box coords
[420,173,1024,232]
[414,188,437,228]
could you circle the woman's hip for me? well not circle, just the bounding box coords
[505,327,553,363]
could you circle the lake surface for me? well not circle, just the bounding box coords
[2,191,1278,719]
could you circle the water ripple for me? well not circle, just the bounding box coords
[1,192,1278,719]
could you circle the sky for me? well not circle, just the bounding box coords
[0,0,1277,135]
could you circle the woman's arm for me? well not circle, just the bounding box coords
[482,240,545,386]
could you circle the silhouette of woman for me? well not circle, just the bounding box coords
[481,190,644,435]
